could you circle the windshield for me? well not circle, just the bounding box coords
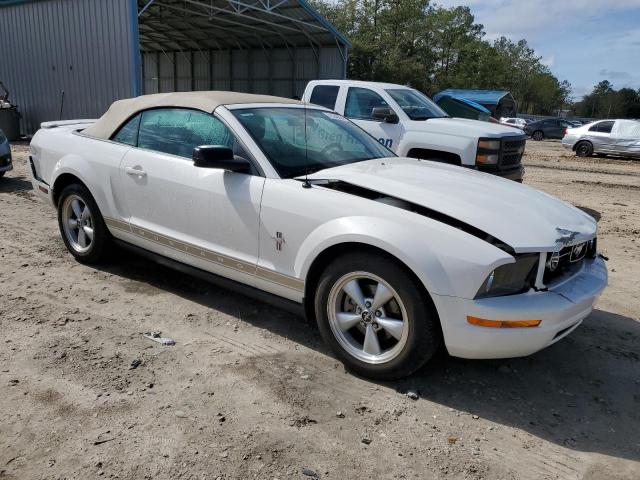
[386,89,448,120]
[232,107,394,178]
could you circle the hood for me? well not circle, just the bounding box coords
[405,117,523,138]
[307,158,596,253]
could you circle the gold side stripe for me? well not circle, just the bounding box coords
[104,217,304,292]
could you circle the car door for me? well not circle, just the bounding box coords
[342,87,403,151]
[118,107,265,285]
[544,119,563,139]
[586,121,615,153]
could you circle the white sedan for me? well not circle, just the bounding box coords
[28,92,607,379]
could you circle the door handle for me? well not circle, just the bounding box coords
[125,166,147,177]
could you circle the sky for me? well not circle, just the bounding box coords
[434,0,640,99]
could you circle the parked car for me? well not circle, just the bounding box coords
[303,80,526,182]
[0,128,13,177]
[28,91,607,379]
[562,119,640,158]
[500,117,527,129]
[524,118,574,140]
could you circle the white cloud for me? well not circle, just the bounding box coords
[434,0,640,41]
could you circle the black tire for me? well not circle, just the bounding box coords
[575,141,593,157]
[532,130,544,141]
[57,183,112,264]
[0,171,5,178]
[314,252,441,380]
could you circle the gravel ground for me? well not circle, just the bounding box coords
[1,140,639,480]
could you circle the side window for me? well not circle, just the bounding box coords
[112,113,141,146]
[588,123,600,132]
[309,85,340,110]
[598,121,614,133]
[137,108,235,158]
[344,87,389,120]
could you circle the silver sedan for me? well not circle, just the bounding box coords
[562,119,640,158]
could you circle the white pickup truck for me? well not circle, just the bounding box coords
[303,80,526,181]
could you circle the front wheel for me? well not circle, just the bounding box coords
[57,183,112,264]
[314,252,441,380]
[575,141,593,157]
[532,131,544,141]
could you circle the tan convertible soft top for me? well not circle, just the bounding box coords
[83,91,302,139]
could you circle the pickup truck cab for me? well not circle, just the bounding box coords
[303,80,526,181]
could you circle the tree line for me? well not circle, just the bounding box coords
[573,81,640,119]
[312,0,573,115]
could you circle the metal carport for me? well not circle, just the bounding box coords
[0,0,349,134]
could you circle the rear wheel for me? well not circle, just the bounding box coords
[314,252,441,380]
[57,183,111,264]
[532,130,544,141]
[575,141,593,157]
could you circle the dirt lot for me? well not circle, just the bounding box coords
[1,140,639,480]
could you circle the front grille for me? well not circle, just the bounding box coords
[544,238,597,284]
[499,137,526,169]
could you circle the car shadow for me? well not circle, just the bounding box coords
[94,250,640,463]
[0,174,33,194]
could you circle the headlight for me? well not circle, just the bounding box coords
[476,138,501,165]
[475,254,539,298]
[476,153,499,165]
[478,139,500,150]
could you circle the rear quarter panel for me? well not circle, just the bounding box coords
[30,127,131,220]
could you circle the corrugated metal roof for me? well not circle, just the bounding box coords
[137,0,350,52]
[434,89,511,105]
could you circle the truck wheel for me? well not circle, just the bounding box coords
[314,252,441,380]
[532,131,544,141]
[575,141,593,157]
[57,183,111,264]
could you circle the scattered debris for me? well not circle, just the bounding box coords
[447,436,458,445]
[302,467,319,478]
[291,416,317,428]
[174,410,187,418]
[472,415,479,420]
[336,411,345,418]
[143,331,176,346]
[406,390,419,400]
[93,438,115,446]
[361,437,372,445]
[129,358,142,370]
[9,379,19,386]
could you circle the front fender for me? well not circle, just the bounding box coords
[295,215,513,299]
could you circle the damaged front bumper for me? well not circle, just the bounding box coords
[433,256,608,359]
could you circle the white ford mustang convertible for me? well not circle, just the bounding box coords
[28,92,607,379]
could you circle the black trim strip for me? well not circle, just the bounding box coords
[318,180,516,255]
[114,239,304,317]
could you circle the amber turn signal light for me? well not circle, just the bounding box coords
[467,316,541,328]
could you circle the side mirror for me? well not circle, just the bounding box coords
[371,106,399,124]
[193,145,250,173]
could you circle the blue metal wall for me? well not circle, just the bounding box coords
[0,0,138,134]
